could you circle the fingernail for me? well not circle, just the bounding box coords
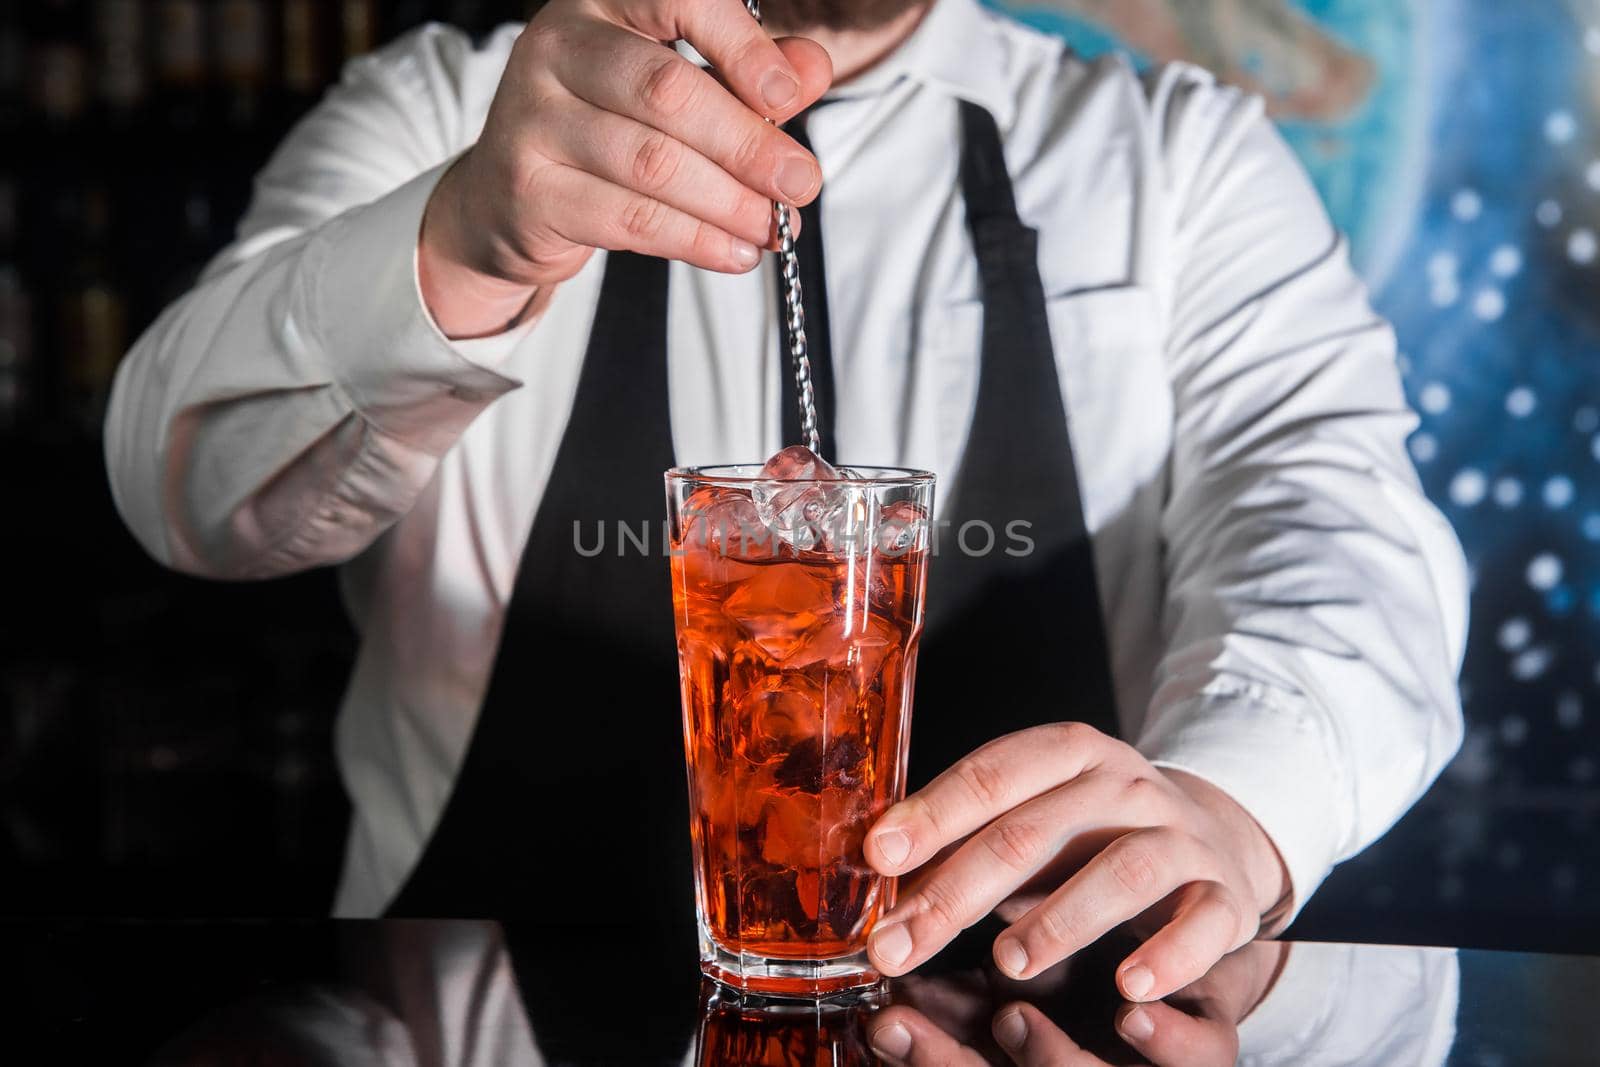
[731,238,760,270]
[760,69,799,110]
[871,922,913,968]
[1120,1006,1155,1041]
[873,828,911,867]
[994,1009,1028,1051]
[1120,964,1155,1000]
[776,156,818,202]
[871,1020,912,1060]
[994,937,1028,978]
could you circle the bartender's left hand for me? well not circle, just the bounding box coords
[864,724,1289,1002]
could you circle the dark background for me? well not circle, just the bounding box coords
[0,0,536,917]
[2,0,1596,953]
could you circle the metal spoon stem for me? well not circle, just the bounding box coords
[744,0,822,456]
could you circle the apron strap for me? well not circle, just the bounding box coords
[911,102,1120,789]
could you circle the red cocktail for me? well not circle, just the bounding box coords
[667,452,933,995]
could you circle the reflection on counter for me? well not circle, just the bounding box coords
[696,983,881,1066]
[135,921,1465,1066]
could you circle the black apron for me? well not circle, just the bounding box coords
[386,103,1119,931]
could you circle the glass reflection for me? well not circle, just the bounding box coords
[694,981,883,1066]
[145,921,1461,1066]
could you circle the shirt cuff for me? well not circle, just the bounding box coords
[308,161,525,457]
[1138,684,1345,924]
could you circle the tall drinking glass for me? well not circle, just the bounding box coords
[666,465,934,996]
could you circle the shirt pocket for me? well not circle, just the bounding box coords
[916,286,1170,526]
[1043,286,1171,531]
[1042,285,1164,399]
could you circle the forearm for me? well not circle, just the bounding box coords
[1140,74,1467,918]
[105,166,521,578]
[1146,257,1467,919]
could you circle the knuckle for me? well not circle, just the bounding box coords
[1162,941,1206,984]
[1032,901,1087,950]
[729,123,773,176]
[516,19,559,62]
[954,755,1011,811]
[1106,841,1163,897]
[689,220,729,264]
[984,818,1045,873]
[1200,883,1250,938]
[630,130,682,191]
[1057,719,1091,741]
[734,190,773,240]
[729,36,772,75]
[1120,774,1165,811]
[1216,888,1248,934]
[1044,720,1096,752]
[639,56,697,118]
[619,194,668,242]
[905,793,952,839]
[1060,720,1095,743]
[505,150,544,200]
[917,878,971,930]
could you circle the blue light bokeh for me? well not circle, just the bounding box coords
[997,0,1600,941]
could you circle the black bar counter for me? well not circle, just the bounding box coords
[1,917,1594,1063]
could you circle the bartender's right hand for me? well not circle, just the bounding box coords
[418,0,832,338]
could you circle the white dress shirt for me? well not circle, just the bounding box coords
[105,0,1469,919]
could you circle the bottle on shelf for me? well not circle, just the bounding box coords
[281,0,328,102]
[0,175,31,432]
[341,0,379,62]
[59,186,128,436]
[213,0,270,126]
[92,0,150,120]
[154,0,209,128]
[29,0,93,126]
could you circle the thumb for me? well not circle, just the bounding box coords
[774,37,835,110]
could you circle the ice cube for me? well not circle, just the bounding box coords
[760,789,821,869]
[734,675,823,761]
[752,446,866,552]
[874,499,930,557]
[820,785,871,859]
[820,785,875,936]
[829,682,887,739]
[723,565,835,659]
[758,444,838,482]
[678,486,778,565]
[786,612,899,675]
[694,758,735,826]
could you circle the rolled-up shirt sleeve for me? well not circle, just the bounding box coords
[1133,66,1469,919]
[105,24,530,580]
